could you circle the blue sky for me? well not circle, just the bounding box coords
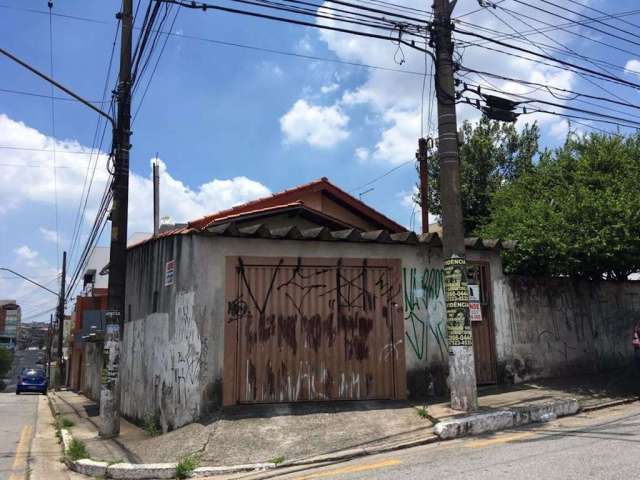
[1,0,639,322]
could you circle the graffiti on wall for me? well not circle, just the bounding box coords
[120,289,202,431]
[229,258,403,402]
[504,277,640,378]
[402,267,446,360]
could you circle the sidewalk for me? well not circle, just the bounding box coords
[49,369,639,472]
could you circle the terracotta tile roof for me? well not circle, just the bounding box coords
[187,177,406,232]
[128,177,408,250]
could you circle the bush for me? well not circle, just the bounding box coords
[175,454,200,479]
[66,438,89,461]
[142,412,160,436]
[0,347,13,378]
[59,417,75,429]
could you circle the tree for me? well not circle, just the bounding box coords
[0,347,12,378]
[480,131,640,279]
[418,116,540,235]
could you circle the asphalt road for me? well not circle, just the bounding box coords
[0,348,46,480]
[260,401,640,480]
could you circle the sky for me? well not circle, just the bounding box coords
[1,0,639,323]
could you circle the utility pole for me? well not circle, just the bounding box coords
[56,251,66,386]
[47,313,53,383]
[417,137,431,234]
[433,0,478,411]
[100,0,133,438]
[153,158,160,237]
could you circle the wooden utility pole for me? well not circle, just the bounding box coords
[100,0,133,438]
[417,137,430,234]
[56,250,66,385]
[433,0,478,411]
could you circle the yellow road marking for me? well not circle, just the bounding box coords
[294,459,402,479]
[465,431,536,449]
[8,425,33,480]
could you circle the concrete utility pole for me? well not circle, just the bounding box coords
[433,0,478,411]
[56,251,66,385]
[153,158,160,237]
[417,137,431,234]
[47,313,53,382]
[100,0,133,438]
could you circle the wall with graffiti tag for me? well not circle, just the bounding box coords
[492,275,640,382]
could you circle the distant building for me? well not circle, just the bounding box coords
[0,300,21,350]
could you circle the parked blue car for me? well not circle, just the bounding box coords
[16,368,47,395]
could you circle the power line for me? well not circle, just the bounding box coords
[454,18,640,76]
[457,67,640,113]
[0,145,105,155]
[536,0,640,42]
[565,0,640,33]
[0,87,105,103]
[495,4,640,60]
[348,159,413,193]
[481,6,633,107]
[512,0,640,48]
[454,27,640,91]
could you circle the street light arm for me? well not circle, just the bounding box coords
[0,47,116,130]
[0,268,59,296]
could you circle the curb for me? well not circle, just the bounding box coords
[434,399,580,440]
[57,425,276,479]
[580,396,639,413]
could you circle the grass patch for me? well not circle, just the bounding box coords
[175,454,200,479]
[66,438,90,461]
[141,412,160,437]
[60,417,75,428]
[416,407,429,419]
[269,455,285,465]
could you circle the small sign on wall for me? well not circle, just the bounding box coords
[468,284,483,323]
[165,260,176,286]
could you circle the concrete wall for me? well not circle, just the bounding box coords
[119,233,500,429]
[81,342,102,403]
[493,276,640,382]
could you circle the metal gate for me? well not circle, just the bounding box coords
[469,262,497,384]
[223,257,406,405]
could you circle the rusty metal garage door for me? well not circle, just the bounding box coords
[223,257,406,405]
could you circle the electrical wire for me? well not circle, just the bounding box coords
[348,159,413,193]
[565,0,640,34]
[454,27,640,91]
[512,0,640,48]
[481,6,633,107]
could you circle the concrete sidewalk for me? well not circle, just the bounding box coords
[49,369,639,470]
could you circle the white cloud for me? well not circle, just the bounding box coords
[313,0,583,164]
[320,83,339,94]
[354,147,370,162]
[625,59,640,77]
[280,99,350,147]
[296,34,313,54]
[15,245,38,260]
[128,160,271,233]
[39,227,61,244]
[0,113,271,234]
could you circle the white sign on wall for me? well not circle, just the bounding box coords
[165,260,176,287]
[468,284,483,323]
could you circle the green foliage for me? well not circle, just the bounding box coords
[0,347,13,378]
[416,407,429,419]
[269,455,285,465]
[480,131,640,279]
[142,413,161,437]
[59,417,75,429]
[175,454,200,479]
[421,117,540,234]
[66,438,89,461]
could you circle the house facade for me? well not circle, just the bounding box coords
[73,177,639,432]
